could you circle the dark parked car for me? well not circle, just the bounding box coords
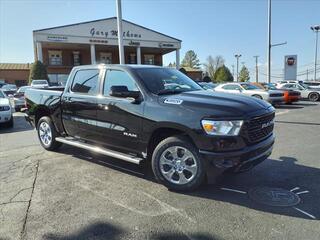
[25,65,275,191]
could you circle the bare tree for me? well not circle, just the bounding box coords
[203,55,225,81]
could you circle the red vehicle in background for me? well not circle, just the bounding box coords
[253,83,301,104]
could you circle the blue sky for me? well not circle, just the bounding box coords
[0,0,319,81]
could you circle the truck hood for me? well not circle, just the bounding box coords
[162,90,273,119]
[0,98,10,106]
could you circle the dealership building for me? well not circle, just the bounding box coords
[32,17,182,85]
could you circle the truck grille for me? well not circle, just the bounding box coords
[243,112,275,143]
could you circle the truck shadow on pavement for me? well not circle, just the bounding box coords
[43,221,218,240]
[58,146,320,221]
[0,114,33,133]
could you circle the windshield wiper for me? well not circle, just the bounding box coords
[156,89,185,95]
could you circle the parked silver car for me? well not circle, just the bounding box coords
[214,82,284,104]
[277,83,320,101]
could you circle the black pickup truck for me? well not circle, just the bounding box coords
[25,65,275,191]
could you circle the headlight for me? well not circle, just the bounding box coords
[201,120,243,136]
[0,106,10,111]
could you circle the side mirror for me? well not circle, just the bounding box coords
[109,85,140,99]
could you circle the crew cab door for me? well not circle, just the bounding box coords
[61,68,101,140]
[96,68,144,154]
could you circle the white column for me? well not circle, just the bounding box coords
[116,0,125,64]
[36,42,43,62]
[176,49,180,69]
[136,46,141,65]
[90,44,96,64]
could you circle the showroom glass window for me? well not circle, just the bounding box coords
[48,50,62,66]
[71,69,99,95]
[144,54,154,65]
[103,70,138,96]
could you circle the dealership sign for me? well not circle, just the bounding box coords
[89,28,142,39]
[284,55,297,80]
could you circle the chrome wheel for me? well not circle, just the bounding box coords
[39,122,52,146]
[159,146,198,185]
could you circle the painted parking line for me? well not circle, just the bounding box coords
[275,109,290,116]
[220,187,247,194]
[293,207,316,220]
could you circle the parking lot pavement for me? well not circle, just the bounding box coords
[1,102,320,240]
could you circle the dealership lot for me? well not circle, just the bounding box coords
[1,102,320,240]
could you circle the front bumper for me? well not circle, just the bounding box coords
[200,134,275,173]
[0,111,12,123]
[268,97,284,104]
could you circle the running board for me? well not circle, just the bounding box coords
[55,137,143,165]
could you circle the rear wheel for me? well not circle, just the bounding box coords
[308,92,319,102]
[151,136,205,191]
[37,116,62,151]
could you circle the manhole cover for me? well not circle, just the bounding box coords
[248,187,300,207]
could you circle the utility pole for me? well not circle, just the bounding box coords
[231,65,235,80]
[116,0,125,64]
[254,56,259,82]
[234,54,242,82]
[267,0,272,83]
[306,69,309,81]
[311,25,320,81]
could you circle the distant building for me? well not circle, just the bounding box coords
[180,67,203,81]
[33,17,182,85]
[0,63,31,86]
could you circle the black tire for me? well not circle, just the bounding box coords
[252,94,263,100]
[37,116,62,151]
[151,136,205,191]
[5,116,14,128]
[308,92,319,102]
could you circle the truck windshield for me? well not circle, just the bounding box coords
[0,91,5,98]
[136,68,202,95]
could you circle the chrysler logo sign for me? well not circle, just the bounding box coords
[261,119,274,129]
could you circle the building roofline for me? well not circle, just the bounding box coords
[33,17,182,42]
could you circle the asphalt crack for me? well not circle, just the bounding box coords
[20,160,40,240]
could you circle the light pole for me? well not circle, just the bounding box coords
[311,25,320,81]
[254,56,259,82]
[116,0,125,64]
[267,0,271,83]
[235,54,242,82]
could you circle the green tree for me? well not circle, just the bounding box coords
[213,65,234,83]
[29,61,48,84]
[203,55,225,81]
[239,65,250,82]
[181,50,201,69]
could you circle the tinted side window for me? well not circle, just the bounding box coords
[71,69,99,95]
[103,70,138,96]
[222,84,240,90]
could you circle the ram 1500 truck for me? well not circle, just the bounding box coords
[25,65,275,191]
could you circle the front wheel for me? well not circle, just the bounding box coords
[37,116,62,151]
[308,92,319,102]
[151,136,205,191]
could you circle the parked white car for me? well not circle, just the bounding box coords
[215,82,284,104]
[31,80,49,88]
[277,83,320,101]
[0,90,13,128]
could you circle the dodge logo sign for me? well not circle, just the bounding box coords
[287,57,295,66]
